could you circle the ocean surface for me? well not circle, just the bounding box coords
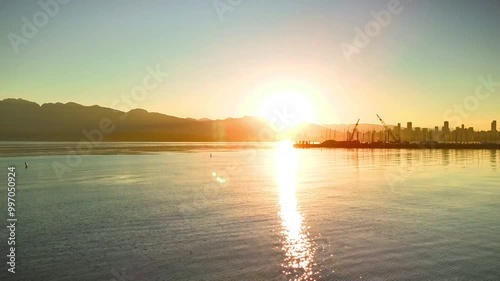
[0,142,499,281]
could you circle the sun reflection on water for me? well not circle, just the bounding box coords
[276,141,316,280]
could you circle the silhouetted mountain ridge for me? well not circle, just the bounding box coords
[0,99,373,141]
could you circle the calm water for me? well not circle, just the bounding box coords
[0,142,499,281]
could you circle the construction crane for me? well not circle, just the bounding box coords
[376,114,400,143]
[348,119,360,142]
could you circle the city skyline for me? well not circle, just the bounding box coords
[318,119,499,142]
[389,119,498,143]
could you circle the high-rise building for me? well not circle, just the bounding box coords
[395,123,402,140]
[406,122,413,142]
[492,120,498,142]
[468,127,474,143]
[443,121,450,132]
[422,128,429,141]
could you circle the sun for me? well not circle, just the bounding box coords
[258,92,317,129]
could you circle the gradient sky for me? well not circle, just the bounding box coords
[1,0,499,129]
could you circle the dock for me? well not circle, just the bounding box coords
[293,140,500,150]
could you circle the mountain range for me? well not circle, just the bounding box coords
[0,98,389,142]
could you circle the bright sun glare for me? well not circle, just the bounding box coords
[258,92,316,129]
[275,140,315,279]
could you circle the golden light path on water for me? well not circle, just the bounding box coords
[276,141,316,280]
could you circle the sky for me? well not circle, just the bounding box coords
[1,0,499,129]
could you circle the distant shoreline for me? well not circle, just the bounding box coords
[294,141,500,150]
